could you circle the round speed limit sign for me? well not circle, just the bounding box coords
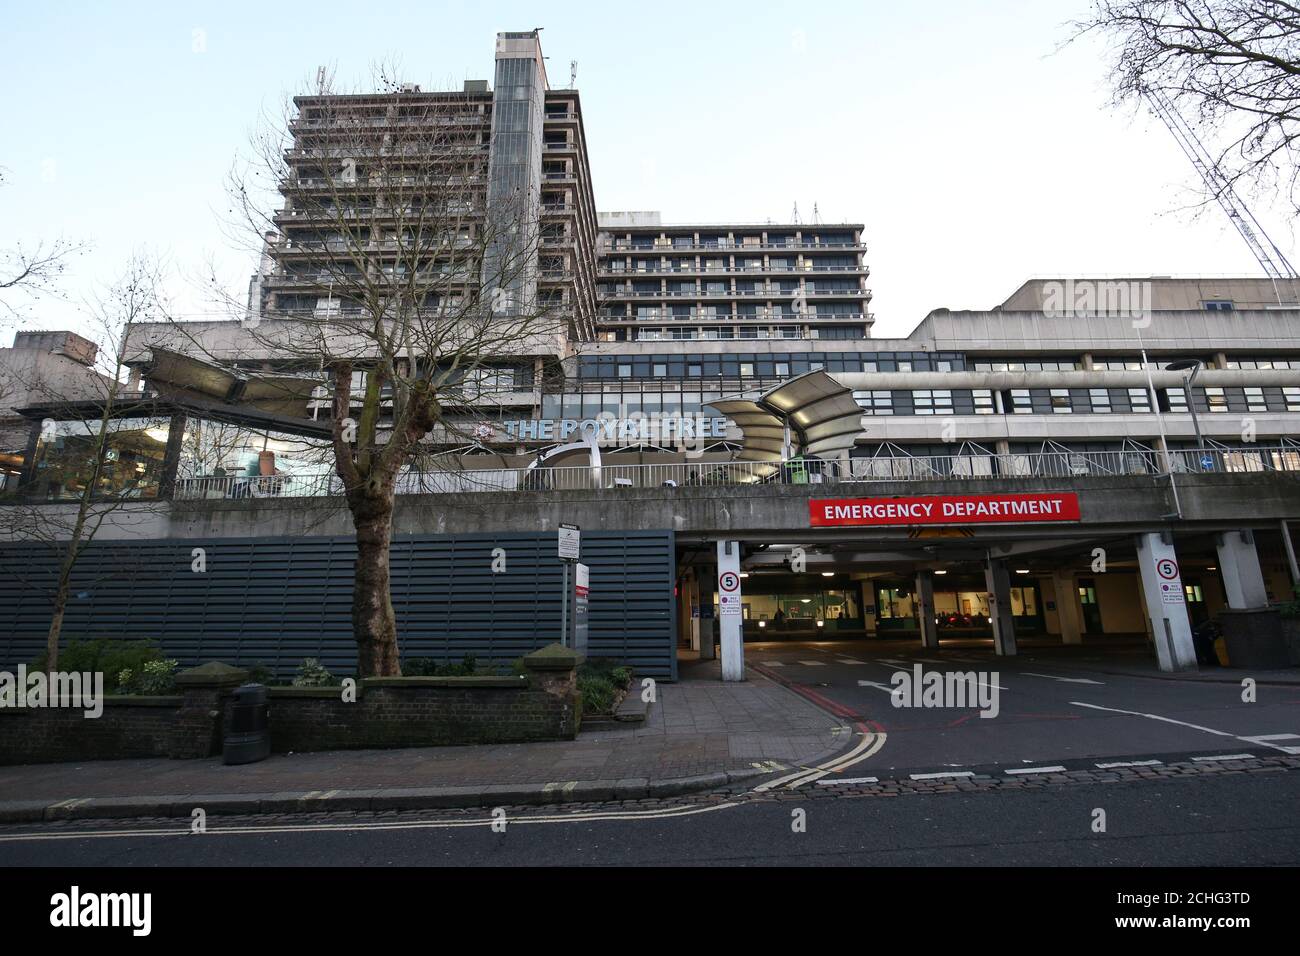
[719,571,740,592]
[1156,558,1179,580]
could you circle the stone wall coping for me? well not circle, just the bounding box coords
[174,662,250,688]
[361,676,527,689]
[521,643,580,671]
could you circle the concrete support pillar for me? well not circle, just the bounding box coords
[1215,530,1270,609]
[1135,532,1197,672]
[717,540,745,681]
[985,558,1017,656]
[915,571,939,649]
[1052,569,1083,645]
[698,567,716,660]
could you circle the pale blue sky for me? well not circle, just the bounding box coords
[2,0,1294,339]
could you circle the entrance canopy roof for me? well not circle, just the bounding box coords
[709,370,864,465]
[142,348,324,420]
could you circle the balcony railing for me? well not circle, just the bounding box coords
[171,446,1300,500]
[603,240,863,252]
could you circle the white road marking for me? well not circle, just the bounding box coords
[876,659,912,667]
[837,659,867,665]
[1071,701,1234,735]
[857,680,895,692]
[1095,759,1163,769]
[759,661,785,667]
[1004,765,1067,775]
[1192,754,1256,761]
[1072,702,1300,754]
[1239,734,1300,754]
[816,776,879,786]
[1024,672,1104,684]
[910,771,975,780]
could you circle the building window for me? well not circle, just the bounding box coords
[1010,389,1032,414]
[1089,388,1111,413]
[1205,386,1228,412]
[1244,386,1267,412]
[652,363,667,377]
[1203,300,1235,311]
[617,364,632,378]
[973,389,995,414]
[913,389,953,415]
[740,362,755,377]
[1050,389,1072,413]
[1284,387,1300,412]
[1128,387,1151,412]
[854,390,893,415]
[1165,387,1188,413]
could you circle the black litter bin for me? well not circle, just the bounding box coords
[223,683,270,765]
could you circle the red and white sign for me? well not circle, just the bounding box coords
[809,492,1081,527]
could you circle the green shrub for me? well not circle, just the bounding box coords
[245,661,275,685]
[292,658,339,687]
[401,657,437,677]
[577,673,617,716]
[114,659,178,695]
[32,638,164,679]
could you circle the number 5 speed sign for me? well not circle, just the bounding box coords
[718,569,742,618]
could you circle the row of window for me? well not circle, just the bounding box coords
[574,352,968,379]
[853,386,1300,416]
[599,326,867,343]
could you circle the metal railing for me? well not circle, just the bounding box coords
[171,446,1300,501]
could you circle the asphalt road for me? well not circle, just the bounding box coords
[0,767,1296,866]
[743,639,1300,774]
[1,638,1296,871]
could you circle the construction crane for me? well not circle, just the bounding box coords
[1143,86,1299,300]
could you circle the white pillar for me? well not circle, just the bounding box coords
[915,571,939,649]
[717,540,745,681]
[985,559,1017,656]
[1052,569,1083,645]
[1215,530,1269,609]
[1135,532,1197,672]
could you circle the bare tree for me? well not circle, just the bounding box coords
[1077,1,1300,213]
[0,168,89,322]
[145,68,566,675]
[0,256,171,671]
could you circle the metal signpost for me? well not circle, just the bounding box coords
[558,524,580,647]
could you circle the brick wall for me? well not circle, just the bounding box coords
[0,648,580,765]
[0,698,181,764]
[266,676,577,753]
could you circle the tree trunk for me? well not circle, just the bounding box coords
[350,487,400,677]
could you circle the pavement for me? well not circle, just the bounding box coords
[0,658,851,823]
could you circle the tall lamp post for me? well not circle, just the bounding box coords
[1164,359,1206,454]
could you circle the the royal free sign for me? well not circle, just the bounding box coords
[809,492,1081,527]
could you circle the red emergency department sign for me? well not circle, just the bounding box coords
[809,492,1081,527]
